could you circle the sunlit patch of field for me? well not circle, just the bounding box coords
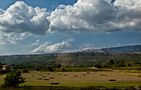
[19,70,141,86]
[0,74,5,85]
[124,70,141,77]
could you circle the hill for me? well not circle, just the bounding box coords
[85,45,141,54]
[0,45,141,69]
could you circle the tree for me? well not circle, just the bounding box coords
[2,71,25,87]
[22,69,29,73]
[108,59,115,65]
[61,67,66,71]
[0,62,2,70]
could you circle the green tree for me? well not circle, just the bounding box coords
[0,62,2,70]
[2,71,25,87]
[107,59,115,65]
[22,69,29,73]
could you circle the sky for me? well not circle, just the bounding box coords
[0,0,141,55]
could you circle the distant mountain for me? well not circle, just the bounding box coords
[105,45,141,53]
[85,45,141,54]
[0,45,141,67]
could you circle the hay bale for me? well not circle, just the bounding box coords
[37,78,42,80]
[74,75,78,77]
[100,74,104,76]
[50,77,54,79]
[109,79,116,81]
[50,82,59,85]
[86,72,90,74]
[82,74,86,76]
[64,74,67,76]
[44,78,50,80]
[58,73,61,75]
[42,76,46,78]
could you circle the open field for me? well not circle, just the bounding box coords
[1,70,141,87]
[22,70,141,86]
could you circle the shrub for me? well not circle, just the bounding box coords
[2,71,25,87]
[22,69,29,73]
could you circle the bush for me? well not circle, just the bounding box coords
[22,69,29,73]
[2,71,25,87]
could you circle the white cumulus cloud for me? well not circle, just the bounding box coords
[31,40,72,53]
[1,0,141,35]
[114,0,141,9]
[0,1,49,35]
[48,0,141,32]
[0,32,30,45]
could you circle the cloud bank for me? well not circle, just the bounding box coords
[48,0,141,32]
[0,32,30,45]
[31,40,71,53]
[0,0,141,35]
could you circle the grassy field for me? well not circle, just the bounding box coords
[20,70,141,86]
[1,70,141,87]
[0,74,5,85]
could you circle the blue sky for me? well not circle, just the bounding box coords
[0,0,77,10]
[0,0,141,55]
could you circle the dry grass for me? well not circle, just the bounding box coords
[0,74,5,85]
[18,70,141,86]
[0,70,141,86]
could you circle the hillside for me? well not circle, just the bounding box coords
[85,45,141,54]
[102,45,141,54]
[0,45,141,68]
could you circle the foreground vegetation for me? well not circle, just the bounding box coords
[0,69,141,89]
[2,71,25,87]
[1,86,141,90]
[0,52,141,70]
[1,70,141,86]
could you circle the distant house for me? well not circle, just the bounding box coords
[0,65,12,73]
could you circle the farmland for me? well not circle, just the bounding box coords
[21,70,141,86]
[0,70,141,90]
[0,46,141,89]
[1,70,141,86]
